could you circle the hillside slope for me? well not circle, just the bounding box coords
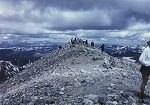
[0,43,148,105]
[0,60,19,83]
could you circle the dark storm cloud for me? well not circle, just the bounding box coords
[32,0,115,11]
[0,0,150,43]
[1,0,150,30]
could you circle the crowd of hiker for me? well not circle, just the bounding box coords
[71,37,91,47]
[57,37,105,54]
[70,37,105,52]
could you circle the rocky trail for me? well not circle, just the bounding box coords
[0,43,150,105]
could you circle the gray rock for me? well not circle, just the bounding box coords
[81,77,95,86]
[22,97,31,104]
[0,95,3,104]
[27,102,34,105]
[122,99,129,104]
[74,79,81,87]
[106,101,118,105]
[131,103,137,105]
[92,56,103,61]
[98,95,108,104]
[107,93,120,101]
[60,87,65,91]
[85,94,99,103]
[128,96,134,104]
[58,101,68,105]
[117,100,123,105]
[110,60,116,67]
[34,98,45,105]
[110,83,116,88]
[83,99,94,105]
[122,72,128,78]
[59,91,65,95]
[31,96,38,101]
[120,91,134,99]
[103,62,108,68]
[143,99,150,104]
[44,97,55,104]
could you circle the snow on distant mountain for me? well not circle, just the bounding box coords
[0,41,61,48]
[102,44,146,62]
[106,44,145,55]
[0,60,19,82]
[0,44,60,67]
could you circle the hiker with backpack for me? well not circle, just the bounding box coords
[139,41,150,99]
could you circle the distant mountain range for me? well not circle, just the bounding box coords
[0,41,61,48]
[97,44,146,62]
[0,42,146,67]
[0,41,61,67]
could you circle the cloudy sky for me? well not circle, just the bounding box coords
[0,0,150,45]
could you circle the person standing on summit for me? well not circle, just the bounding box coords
[101,44,105,53]
[91,41,94,48]
[139,41,150,99]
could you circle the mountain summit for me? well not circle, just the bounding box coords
[0,43,148,105]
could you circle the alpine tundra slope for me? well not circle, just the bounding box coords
[0,42,149,105]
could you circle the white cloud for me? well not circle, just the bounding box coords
[0,0,150,45]
[127,22,150,31]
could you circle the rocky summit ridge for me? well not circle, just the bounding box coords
[0,43,149,105]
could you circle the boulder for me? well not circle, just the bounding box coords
[85,94,99,103]
[98,94,108,104]
[83,99,94,105]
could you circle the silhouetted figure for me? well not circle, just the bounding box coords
[91,41,94,48]
[101,44,105,53]
[70,38,75,47]
[77,38,80,44]
[57,45,62,54]
[85,40,88,46]
[139,41,150,99]
[59,46,62,49]
[74,37,77,43]
[71,38,74,44]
